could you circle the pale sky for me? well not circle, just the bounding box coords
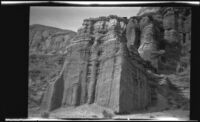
[30,7,140,32]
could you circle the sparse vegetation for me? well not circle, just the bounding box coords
[102,110,113,119]
[41,111,50,118]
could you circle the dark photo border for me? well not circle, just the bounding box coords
[2,1,199,121]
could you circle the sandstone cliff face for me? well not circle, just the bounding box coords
[40,15,153,113]
[29,7,191,114]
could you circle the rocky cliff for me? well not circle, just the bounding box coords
[40,15,155,113]
[127,7,191,74]
[29,24,76,55]
[29,25,76,108]
[29,7,191,114]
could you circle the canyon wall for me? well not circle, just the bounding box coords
[41,15,153,113]
[29,7,191,113]
[127,7,191,74]
[29,25,76,108]
[29,24,76,55]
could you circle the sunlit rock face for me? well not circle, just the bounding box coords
[41,15,153,113]
[137,7,161,16]
[138,16,159,69]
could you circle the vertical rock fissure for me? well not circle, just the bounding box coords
[94,46,102,102]
[49,73,64,111]
[80,47,90,105]
[71,82,81,106]
[61,60,71,107]
[108,40,117,106]
[87,38,100,104]
[80,62,88,104]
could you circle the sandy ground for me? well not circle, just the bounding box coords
[28,104,189,121]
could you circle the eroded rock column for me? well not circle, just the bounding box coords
[138,16,158,69]
[126,17,140,49]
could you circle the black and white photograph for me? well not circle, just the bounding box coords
[2,1,200,121]
[28,6,191,120]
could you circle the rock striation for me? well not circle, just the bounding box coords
[29,7,191,114]
[127,7,191,74]
[41,15,154,113]
[29,25,76,108]
[29,24,76,55]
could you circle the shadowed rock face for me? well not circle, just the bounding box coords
[41,15,153,113]
[160,7,191,74]
[126,7,191,74]
[126,17,140,49]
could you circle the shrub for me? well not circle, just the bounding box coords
[102,110,113,119]
[41,111,49,118]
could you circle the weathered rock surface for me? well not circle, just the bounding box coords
[40,15,153,113]
[127,7,191,74]
[134,7,190,111]
[137,7,161,16]
[126,17,140,49]
[28,53,67,108]
[29,25,76,108]
[29,24,76,55]
[29,7,191,115]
